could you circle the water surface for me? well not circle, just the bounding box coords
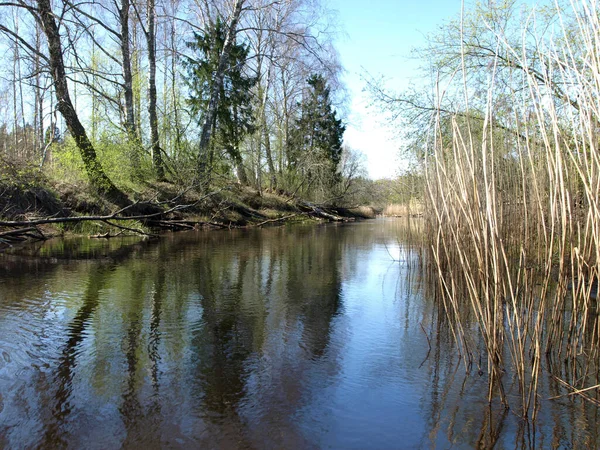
[0,219,598,448]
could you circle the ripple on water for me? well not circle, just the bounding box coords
[0,220,600,449]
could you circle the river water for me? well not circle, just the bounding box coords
[0,219,598,449]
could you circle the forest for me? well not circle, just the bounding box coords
[0,0,370,223]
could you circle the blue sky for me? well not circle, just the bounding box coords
[329,0,464,179]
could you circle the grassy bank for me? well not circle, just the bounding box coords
[0,158,374,249]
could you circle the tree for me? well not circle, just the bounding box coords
[35,0,129,204]
[242,0,344,191]
[144,0,165,179]
[119,0,137,143]
[367,0,591,163]
[290,73,345,198]
[0,0,346,203]
[194,0,245,184]
[186,14,256,185]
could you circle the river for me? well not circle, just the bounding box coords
[0,219,598,448]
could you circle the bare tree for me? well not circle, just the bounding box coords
[35,0,129,203]
[144,0,165,178]
[119,0,138,141]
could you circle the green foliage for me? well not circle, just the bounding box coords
[49,133,154,191]
[0,156,44,189]
[96,133,155,189]
[49,137,87,183]
[185,18,257,166]
[288,74,346,200]
[291,74,345,171]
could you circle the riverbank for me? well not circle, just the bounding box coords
[0,170,376,249]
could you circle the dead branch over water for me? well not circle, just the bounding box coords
[0,189,354,246]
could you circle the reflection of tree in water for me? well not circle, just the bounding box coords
[118,249,167,448]
[149,261,165,401]
[14,225,348,447]
[42,263,114,446]
[39,244,169,448]
[236,226,346,449]
[284,226,343,358]
[8,220,600,448]
[191,251,254,417]
[187,227,345,422]
[118,267,148,446]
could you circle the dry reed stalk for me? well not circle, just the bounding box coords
[383,202,425,217]
[424,0,600,418]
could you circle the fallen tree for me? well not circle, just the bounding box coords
[0,227,47,247]
[0,189,363,249]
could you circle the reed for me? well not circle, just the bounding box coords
[348,205,377,218]
[383,202,425,217]
[425,0,600,419]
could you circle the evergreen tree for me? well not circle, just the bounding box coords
[291,74,345,185]
[185,18,256,180]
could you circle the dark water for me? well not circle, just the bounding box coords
[0,219,598,449]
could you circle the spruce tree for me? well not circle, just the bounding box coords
[185,18,256,182]
[292,74,345,185]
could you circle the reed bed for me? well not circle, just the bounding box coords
[425,0,600,420]
[348,205,377,218]
[383,202,425,217]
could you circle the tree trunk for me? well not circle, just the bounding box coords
[146,0,165,180]
[36,0,129,205]
[235,160,248,185]
[119,0,140,173]
[197,0,245,183]
[132,22,142,141]
[261,65,276,190]
[170,15,182,158]
[14,12,27,157]
[281,70,292,171]
[11,13,18,156]
[119,0,136,138]
[34,24,44,156]
[232,106,248,185]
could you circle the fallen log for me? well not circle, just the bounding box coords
[147,219,235,229]
[297,202,348,222]
[0,210,161,227]
[0,226,46,246]
[253,213,303,227]
[0,227,42,239]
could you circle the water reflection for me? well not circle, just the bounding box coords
[43,264,115,447]
[0,219,599,448]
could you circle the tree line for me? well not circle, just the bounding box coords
[0,0,355,205]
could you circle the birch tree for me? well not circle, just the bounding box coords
[34,0,128,203]
[145,0,165,179]
[196,0,245,183]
